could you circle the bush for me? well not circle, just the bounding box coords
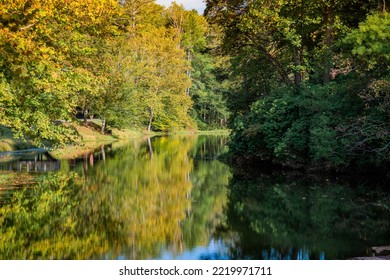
[229,79,390,171]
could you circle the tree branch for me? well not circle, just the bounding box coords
[19,22,37,31]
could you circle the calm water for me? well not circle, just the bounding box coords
[1,135,390,260]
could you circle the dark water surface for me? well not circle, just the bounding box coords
[1,135,390,259]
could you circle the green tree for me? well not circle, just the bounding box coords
[0,0,124,144]
[0,0,77,145]
[121,0,166,33]
[165,3,229,129]
[206,0,389,170]
[125,26,193,132]
[190,52,230,129]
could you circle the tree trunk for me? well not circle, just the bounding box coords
[147,137,153,159]
[322,5,334,84]
[101,118,106,134]
[131,10,136,33]
[147,106,153,132]
[293,47,303,85]
[83,105,88,126]
[186,51,192,95]
[256,43,293,86]
[101,145,106,162]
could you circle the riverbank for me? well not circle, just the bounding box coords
[0,127,36,152]
[350,246,390,260]
[1,124,230,159]
[170,129,230,135]
[224,153,390,178]
[49,128,230,159]
[0,123,143,159]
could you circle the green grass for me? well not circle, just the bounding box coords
[0,127,36,152]
[0,172,13,185]
[0,171,36,188]
[1,123,229,159]
[169,129,230,136]
[50,122,143,159]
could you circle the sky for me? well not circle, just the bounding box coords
[155,0,206,14]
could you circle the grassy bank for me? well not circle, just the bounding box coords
[1,123,229,159]
[0,127,36,152]
[0,172,36,189]
[169,129,230,136]
[49,123,144,159]
[0,123,142,158]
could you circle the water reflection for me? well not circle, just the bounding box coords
[0,150,60,172]
[0,135,389,260]
[224,170,390,260]
[159,239,229,260]
[59,135,230,259]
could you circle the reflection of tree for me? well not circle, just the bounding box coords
[0,135,232,259]
[76,136,197,259]
[190,135,228,160]
[182,159,230,248]
[0,173,113,259]
[0,136,197,259]
[225,171,390,260]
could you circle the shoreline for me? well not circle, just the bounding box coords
[1,125,230,160]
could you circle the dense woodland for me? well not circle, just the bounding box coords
[1,0,389,172]
[205,0,390,172]
[0,0,229,145]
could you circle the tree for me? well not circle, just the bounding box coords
[205,0,389,170]
[344,11,390,76]
[0,0,77,145]
[121,0,166,33]
[0,0,123,144]
[190,52,230,129]
[338,12,390,163]
[165,3,229,129]
[205,0,380,87]
[124,26,193,132]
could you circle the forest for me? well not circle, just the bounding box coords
[206,0,389,172]
[0,0,229,145]
[1,0,389,172]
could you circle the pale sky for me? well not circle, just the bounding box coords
[155,0,206,14]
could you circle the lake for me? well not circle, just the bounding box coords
[0,135,389,259]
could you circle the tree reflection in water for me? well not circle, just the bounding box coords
[0,135,231,259]
[1,135,389,260]
[224,170,390,260]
